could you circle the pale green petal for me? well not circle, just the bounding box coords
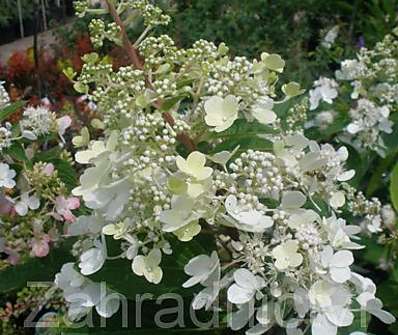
[187,183,205,198]
[176,156,190,175]
[147,249,162,266]
[145,266,163,284]
[187,151,206,170]
[132,256,146,276]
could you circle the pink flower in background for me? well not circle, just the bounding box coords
[42,163,55,176]
[0,238,20,264]
[54,196,80,222]
[31,235,50,257]
[57,115,72,142]
[0,195,13,215]
[5,248,20,264]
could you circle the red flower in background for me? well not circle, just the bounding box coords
[7,51,34,83]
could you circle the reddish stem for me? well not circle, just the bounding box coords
[105,0,143,70]
[104,0,196,152]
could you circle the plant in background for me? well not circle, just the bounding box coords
[302,29,398,333]
[0,82,79,267]
[47,2,397,334]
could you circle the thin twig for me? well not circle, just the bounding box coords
[104,0,196,152]
[105,0,144,69]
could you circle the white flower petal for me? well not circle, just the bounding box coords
[227,284,254,304]
[312,314,337,335]
[281,191,306,209]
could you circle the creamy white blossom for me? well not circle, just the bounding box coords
[309,77,338,110]
[0,163,16,189]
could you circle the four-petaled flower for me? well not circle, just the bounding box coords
[176,151,213,181]
[320,246,354,283]
[15,192,40,216]
[227,268,265,304]
[183,251,219,288]
[0,163,16,189]
[132,249,163,284]
[272,240,303,271]
[204,95,239,132]
[225,195,273,232]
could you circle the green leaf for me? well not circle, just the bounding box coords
[0,100,25,122]
[366,152,397,197]
[160,95,187,112]
[390,162,398,212]
[63,67,77,81]
[33,146,62,162]
[208,119,274,155]
[4,141,29,162]
[0,240,74,294]
[53,159,78,190]
[74,82,89,94]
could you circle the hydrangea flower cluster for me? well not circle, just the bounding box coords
[53,1,396,334]
[308,28,398,156]
[0,102,77,266]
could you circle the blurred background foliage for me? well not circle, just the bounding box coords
[161,0,398,84]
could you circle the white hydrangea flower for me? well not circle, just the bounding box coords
[174,221,202,242]
[55,9,396,332]
[72,158,130,221]
[225,195,273,232]
[75,130,119,164]
[78,241,106,275]
[272,240,303,271]
[227,268,265,304]
[335,59,367,80]
[228,302,256,331]
[0,163,16,189]
[351,273,396,324]
[309,77,338,110]
[280,191,307,209]
[67,214,107,236]
[55,263,120,320]
[183,251,219,288]
[309,280,354,335]
[204,95,239,132]
[102,218,131,239]
[322,216,363,250]
[322,25,339,49]
[320,246,354,283]
[20,105,56,139]
[248,303,274,335]
[159,196,200,233]
[251,96,277,124]
[132,249,163,284]
[56,115,72,142]
[346,98,393,154]
[14,192,40,216]
[75,141,107,164]
[176,151,213,181]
